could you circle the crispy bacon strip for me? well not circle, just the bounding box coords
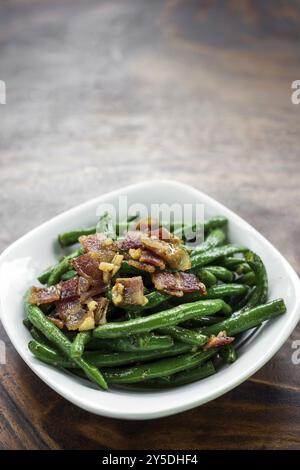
[112,276,148,307]
[56,298,94,331]
[203,331,235,350]
[60,277,79,300]
[29,286,61,305]
[141,236,191,271]
[94,297,109,325]
[127,259,156,273]
[139,250,166,269]
[118,231,143,251]
[72,253,104,286]
[152,271,206,297]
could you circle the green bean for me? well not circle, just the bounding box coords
[197,269,217,287]
[221,257,246,269]
[30,326,52,346]
[220,344,237,363]
[181,316,224,328]
[25,299,107,390]
[23,318,32,330]
[93,299,229,339]
[71,331,92,358]
[178,284,247,304]
[201,299,286,337]
[58,215,139,246]
[192,229,226,254]
[87,334,174,352]
[158,326,207,346]
[29,340,193,368]
[241,252,268,311]
[38,249,83,285]
[173,217,227,241]
[101,349,216,383]
[204,216,228,233]
[138,360,216,388]
[47,258,70,286]
[233,286,254,311]
[133,284,246,316]
[191,245,248,269]
[235,262,251,274]
[61,270,78,281]
[237,271,256,286]
[204,266,234,282]
[58,227,96,246]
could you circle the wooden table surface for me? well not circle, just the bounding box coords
[1,0,300,450]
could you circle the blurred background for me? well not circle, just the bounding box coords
[0,0,300,450]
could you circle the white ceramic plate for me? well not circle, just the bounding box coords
[0,181,299,420]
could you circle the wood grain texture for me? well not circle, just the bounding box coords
[0,0,300,450]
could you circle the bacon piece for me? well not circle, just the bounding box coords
[77,276,90,295]
[141,236,191,271]
[136,218,160,233]
[203,331,235,350]
[94,297,109,325]
[112,276,148,307]
[152,271,206,297]
[79,234,118,263]
[80,284,106,303]
[56,298,82,322]
[48,316,64,329]
[179,272,206,294]
[139,250,166,269]
[79,233,107,252]
[127,259,156,273]
[60,277,79,300]
[56,298,94,331]
[72,253,104,286]
[118,231,143,251]
[29,286,61,305]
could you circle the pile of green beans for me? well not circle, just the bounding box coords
[25,215,287,391]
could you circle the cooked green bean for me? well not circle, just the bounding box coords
[204,265,234,282]
[138,360,216,388]
[101,349,216,383]
[235,262,251,274]
[191,245,248,269]
[47,258,70,286]
[220,344,237,363]
[201,299,286,337]
[87,334,174,352]
[158,326,207,346]
[241,252,268,311]
[29,339,193,368]
[178,284,247,304]
[93,299,229,339]
[204,216,228,233]
[25,298,107,390]
[58,214,138,246]
[71,331,92,358]
[197,269,217,287]
[221,257,245,269]
[38,248,83,285]
[237,271,256,286]
[192,228,226,254]
[58,226,96,247]
[61,270,78,281]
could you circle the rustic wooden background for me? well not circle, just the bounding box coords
[0,0,300,450]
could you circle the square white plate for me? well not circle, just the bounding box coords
[0,180,299,420]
